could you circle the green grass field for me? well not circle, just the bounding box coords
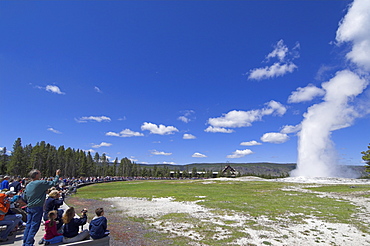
[72,179,370,245]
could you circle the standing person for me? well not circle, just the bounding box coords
[89,207,109,240]
[62,207,90,243]
[23,169,60,246]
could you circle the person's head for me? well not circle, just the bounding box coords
[48,210,57,220]
[63,207,76,224]
[95,207,104,217]
[48,210,57,227]
[29,169,41,180]
[48,190,59,198]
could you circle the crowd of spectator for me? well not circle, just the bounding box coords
[0,171,112,244]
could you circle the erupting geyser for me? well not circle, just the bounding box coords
[291,0,370,178]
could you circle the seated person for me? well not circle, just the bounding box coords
[43,190,64,229]
[89,208,109,239]
[62,207,90,243]
[0,192,21,242]
[39,210,63,245]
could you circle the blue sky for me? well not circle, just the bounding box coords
[1,0,369,167]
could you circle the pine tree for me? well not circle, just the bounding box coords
[0,147,9,174]
[7,138,24,175]
[362,143,370,172]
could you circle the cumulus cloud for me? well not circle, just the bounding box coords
[248,40,299,80]
[178,110,195,123]
[206,100,286,131]
[260,132,289,144]
[192,152,207,158]
[141,122,179,135]
[288,84,325,103]
[47,127,62,134]
[151,150,172,156]
[240,140,262,146]
[162,161,176,164]
[106,129,144,137]
[46,85,65,94]
[336,0,370,71]
[280,124,301,134]
[249,63,297,80]
[226,149,253,158]
[92,142,112,148]
[84,149,96,153]
[183,134,196,139]
[204,126,234,133]
[76,116,111,123]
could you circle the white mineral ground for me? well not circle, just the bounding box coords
[104,177,370,245]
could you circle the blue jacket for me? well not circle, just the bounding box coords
[89,216,108,239]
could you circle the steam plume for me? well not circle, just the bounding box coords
[291,0,370,177]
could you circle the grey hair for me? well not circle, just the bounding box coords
[29,169,40,179]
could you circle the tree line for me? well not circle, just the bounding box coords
[0,138,214,178]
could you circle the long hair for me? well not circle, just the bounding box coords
[48,210,57,227]
[62,207,75,224]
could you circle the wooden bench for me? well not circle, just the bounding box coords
[62,236,110,246]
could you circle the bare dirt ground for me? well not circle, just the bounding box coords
[67,177,370,246]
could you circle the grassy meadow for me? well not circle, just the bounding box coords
[70,179,370,245]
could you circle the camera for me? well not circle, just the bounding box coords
[81,209,88,213]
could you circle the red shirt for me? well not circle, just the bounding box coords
[44,220,63,240]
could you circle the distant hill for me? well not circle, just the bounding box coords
[137,162,368,178]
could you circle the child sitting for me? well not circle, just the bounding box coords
[89,207,109,239]
[40,210,63,245]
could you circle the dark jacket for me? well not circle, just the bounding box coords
[89,216,108,239]
[43,197,64,221]
[9,181,21,193]
[63,215,87,238]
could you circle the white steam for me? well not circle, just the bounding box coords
[292,0,370,177]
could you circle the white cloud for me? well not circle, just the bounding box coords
[206,100,286,130]
[92,142,112,148]
[336,0,370,71]
[192,152,207,158]
[288,84,325,103]
[266,40,289,62]
[141,122,179,135]
[46,85,65,95]
[280,124,301,134]
[76,116,111,123]
[183,133,196,139]
[151,150,172,156]
[94,86,102,93]
[178,116,190,123]
[249,63,297,80]
[204,126,234,133]
[105,132,120,137]
[248,40,299,80]
[84,149,96,153]
[260,132,289,144]
[240,140,262,146]
[47,127,62,134]
[226,149,253,158]
[178,110,195,123]
[162,162,176,164]
[106,129,144,137]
